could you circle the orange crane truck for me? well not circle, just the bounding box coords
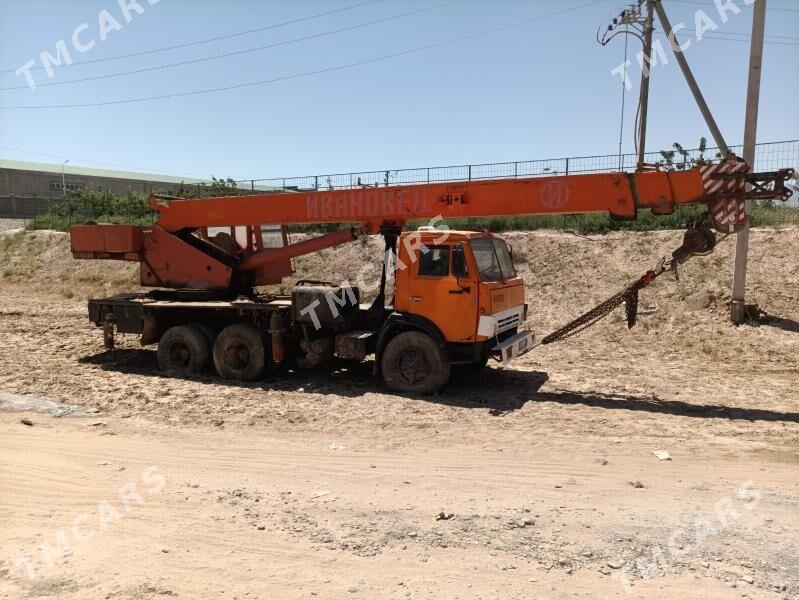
[69,157,793,393]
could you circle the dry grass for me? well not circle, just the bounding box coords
[0,229,138,299]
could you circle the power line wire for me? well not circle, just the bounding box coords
[1,0,463,92]
[682,29,799,45]
[698,31,799,41]
[666,0,799,13]
[681,28,799,41]
[0,0,386,75]
[0,0,607,111]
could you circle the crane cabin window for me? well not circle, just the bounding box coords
[418,246,450,277]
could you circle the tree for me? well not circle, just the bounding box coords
[659,138,720,171]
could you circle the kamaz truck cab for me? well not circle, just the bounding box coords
[374,228,533,393]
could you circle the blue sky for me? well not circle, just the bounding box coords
[0,0,797,181]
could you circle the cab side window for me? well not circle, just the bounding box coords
[452,244,469,277]
[418,246,450,277]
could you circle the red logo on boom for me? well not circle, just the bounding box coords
[540,181,570,209]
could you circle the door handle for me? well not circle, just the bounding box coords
[449,287,470,294]
[410,296,423,302]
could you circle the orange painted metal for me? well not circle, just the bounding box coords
[486,283,525,314]
[393,230,529,343]
[239,228,357,272]
[71,166,715,294]
[139,226,233,290]
[150,169,707,234]
[71,224,143,258]
[395,230,479,342]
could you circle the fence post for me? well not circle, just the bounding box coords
[468,165,472,181]
[427,168,430,184]
[315,176,319,191]
[251,180,255,192]
[565,158,570,175]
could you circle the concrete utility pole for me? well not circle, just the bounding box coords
[731,0,767,324]
[61,159,70,199]
[637,0,655,168]
[653,1,729,155]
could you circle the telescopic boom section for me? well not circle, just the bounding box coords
[154,169,707,233]
[150,155,793,234]
[70,156,793,291]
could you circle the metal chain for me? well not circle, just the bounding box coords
[540,277,648,345]
[539,232,732,347]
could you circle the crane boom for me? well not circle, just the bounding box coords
[154,168,704,232]
[70,155,793,291]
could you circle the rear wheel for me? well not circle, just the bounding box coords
[157,325,210,376]
[190,322,216,348]
[381,331,450,394]
[213,323,267,381]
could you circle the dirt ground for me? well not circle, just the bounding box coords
[0,220,24,233]
[0,226,797,599]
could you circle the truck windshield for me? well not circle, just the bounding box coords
[470,237,516,281]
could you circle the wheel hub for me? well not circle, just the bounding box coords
[397,349,431,385]
[169,342,191,368]
[225,344,250,369]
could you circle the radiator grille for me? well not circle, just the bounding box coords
[497,312,522,333]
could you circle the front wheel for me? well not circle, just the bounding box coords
[381,331,450,394]
[213,323,267,381]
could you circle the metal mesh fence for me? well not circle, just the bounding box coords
[234,139,798,206]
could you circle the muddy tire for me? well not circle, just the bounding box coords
[157,325,210,376]
[213,324,266,382]
[190,322,216,348]
[381,331,450,394]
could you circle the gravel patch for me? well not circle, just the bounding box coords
[0,218,25,232]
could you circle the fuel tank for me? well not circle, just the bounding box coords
[292,284,360,330]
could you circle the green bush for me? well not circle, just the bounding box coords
[29,189,157,230]
[27,178,247,232]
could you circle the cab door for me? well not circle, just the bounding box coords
[402,243,478,343]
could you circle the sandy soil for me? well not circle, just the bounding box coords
[0,220,25,233]
[0,227,797,599]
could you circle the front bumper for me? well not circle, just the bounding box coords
[492,329,534,362]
